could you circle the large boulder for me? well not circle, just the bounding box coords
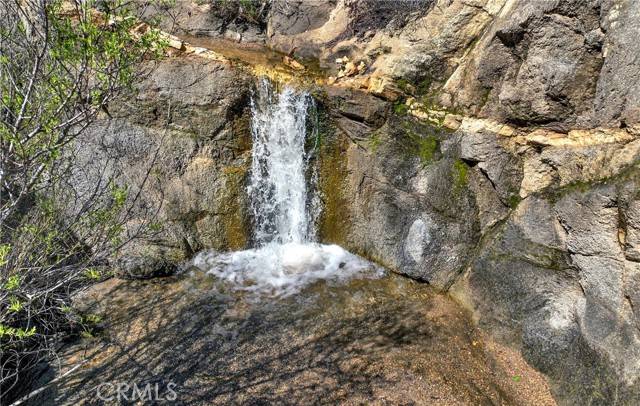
[115,254,179,279]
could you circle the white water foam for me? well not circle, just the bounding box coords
[194,243,383,297]
[193,79,383,296]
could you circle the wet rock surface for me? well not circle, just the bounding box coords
[31,274,554,405]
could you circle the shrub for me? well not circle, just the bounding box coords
[0,1,165,402]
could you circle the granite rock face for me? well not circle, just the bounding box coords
[270,4,640,401]
[263,0,639,129]
[317,85,640,404]
[73,56,254,263]
[454,176,640,404]
[135,0,640,131]
[317,88,481,290]
[594,0,640,127]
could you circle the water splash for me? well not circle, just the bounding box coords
[194,242,382,297]
[193,79,383,296]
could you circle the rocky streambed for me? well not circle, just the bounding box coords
[31,272,554,405]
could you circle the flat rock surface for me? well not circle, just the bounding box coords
[30,273,554,405]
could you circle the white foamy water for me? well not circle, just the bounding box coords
[248,80,313,244]
[194,243,383,297]
[193,79,383,296]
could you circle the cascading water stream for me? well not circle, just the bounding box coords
[193,79,382,297]
[248,80,315,245]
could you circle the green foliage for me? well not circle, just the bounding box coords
[80,330,95,339]
[148,222,164,233]
[4,275,20,291]
[213,0,269,26]
[397,118,443,166]
[8,297,23,313]
[507,194,522,209]
[0,325,36,339]
[305,99,325,150]
[239,0,260,17]
[158,0,178,8]
[78,312,103,340]
[368,132,382,153]
[0,2,166,399]
[393,101,409,116]
[395,77,432,96]
[1,0,166,222]
[416,77,433,95]
[396,78,411,92]
[83,313,102,325]
[0,244,10,266]
[110,183,129,209]
[84,268,102,280]
[391,74,465,127]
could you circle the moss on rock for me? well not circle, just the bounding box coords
[416,135,439,166]
[318,134,351,246]
[452,159,469,191]
[220,163,250,250]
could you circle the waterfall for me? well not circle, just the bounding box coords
[193,79,382,297]
[248,79,315,245]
